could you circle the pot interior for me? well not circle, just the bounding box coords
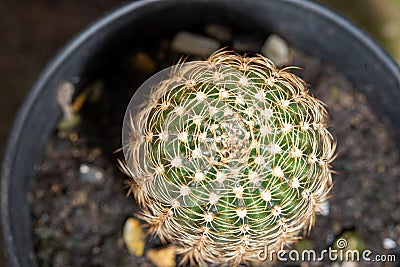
[2,0,400,266]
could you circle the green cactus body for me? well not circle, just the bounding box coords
[122,51,335,266]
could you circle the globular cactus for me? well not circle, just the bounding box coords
[122,50,335,266]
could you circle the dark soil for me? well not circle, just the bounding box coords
[293,53,400,267]
[29,31,399,267]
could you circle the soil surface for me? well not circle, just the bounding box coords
[29,32,400,267]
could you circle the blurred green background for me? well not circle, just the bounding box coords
[0,0,400,265]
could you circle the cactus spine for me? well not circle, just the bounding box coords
[122,51,335,266]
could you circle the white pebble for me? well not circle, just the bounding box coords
[341,261,359,267]
[262,34,290,67]
[383,238,397,249]
[79,164,90,174]
[171,31,221,57]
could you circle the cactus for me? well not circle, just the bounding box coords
[121,50,335,266]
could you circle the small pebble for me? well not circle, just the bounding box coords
[57,113,81,130]
[205,24,232,42]
[79,163,105,184]
[382,237,397,249]
[341,261,359,267]
[72,83,94,112]
[87,147,102,162]
[92,246,101,254]
[262,34,290,66]
[69,132,78,142]
[171,31,221,57]
[131,52,157,73]
[146,246,176,267]
[333,223,343,234]
[123,218,146,257]
[50,183,60,193]
[71,190,88,206]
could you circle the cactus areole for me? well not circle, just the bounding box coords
[122,51,335,266]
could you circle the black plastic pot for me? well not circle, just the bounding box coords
[1,0,400,266]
